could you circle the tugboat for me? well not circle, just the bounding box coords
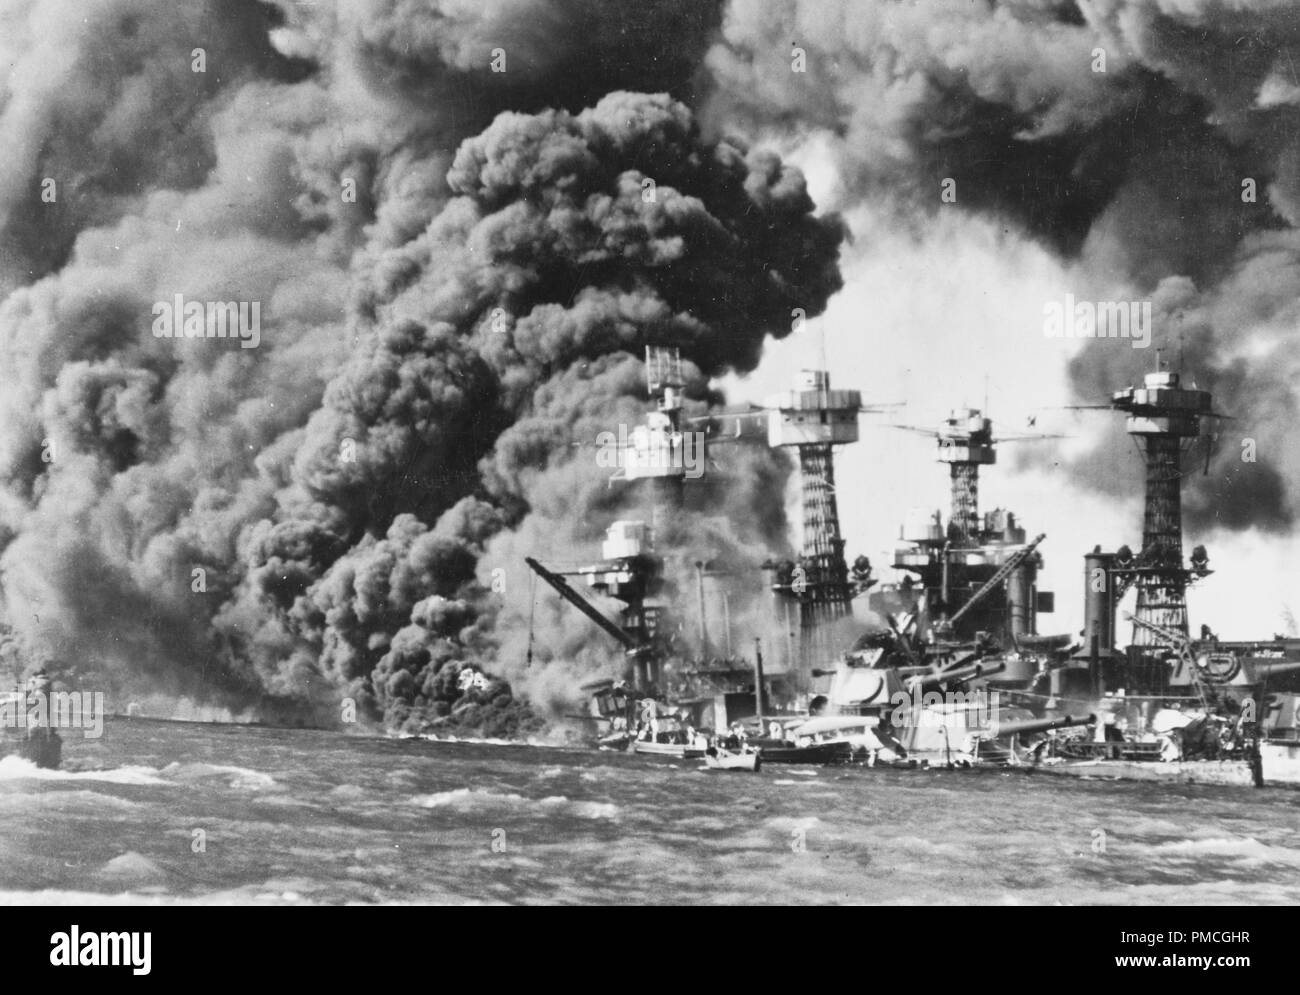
[2,670,63,769]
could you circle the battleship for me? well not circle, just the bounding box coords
[523,347,1300,785]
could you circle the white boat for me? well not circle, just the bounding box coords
[703,748,761,771]
[631,739,706,759]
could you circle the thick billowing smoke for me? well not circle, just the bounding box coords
[706,0,1300,534]
[0,0,843,729]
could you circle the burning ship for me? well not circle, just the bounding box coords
[523,343,1300,784]
[525,346,773,759]
[526,350,878,762]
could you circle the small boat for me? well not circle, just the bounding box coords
[704,748,761,771]
[631,739,706,760]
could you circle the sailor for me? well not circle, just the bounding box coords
[1101,713,1124,758]
[639,698,659,741]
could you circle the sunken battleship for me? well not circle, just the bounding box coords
[525,344,1300,786]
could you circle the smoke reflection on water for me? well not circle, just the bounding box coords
[0,719,1298,905]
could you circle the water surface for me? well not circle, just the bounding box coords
[2,719,1297,904]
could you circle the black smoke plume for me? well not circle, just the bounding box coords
[0,0,844,729]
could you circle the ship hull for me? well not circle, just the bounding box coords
[1030,743,1300,788]
[755,740,853,765]
[1031,758,1257,787]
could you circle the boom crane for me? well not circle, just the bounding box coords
[524,557,638,651]
[524,556,661,690]
[942,533,1046,633]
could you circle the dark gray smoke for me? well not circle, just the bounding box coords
[0,0,844,728]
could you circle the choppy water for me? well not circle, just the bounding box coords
[2,718,1299,904]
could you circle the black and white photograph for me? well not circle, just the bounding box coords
[0,0,1295,936]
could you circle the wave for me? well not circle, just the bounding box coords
[1149,836,1300,865]
[0,755,167,785]
[159,762,277,789]
[97,851,167,882]
[410,788,618,819]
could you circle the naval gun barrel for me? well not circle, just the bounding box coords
[908,660,1006,694]
[990,713,1094,738]
[1249,659,1300,680]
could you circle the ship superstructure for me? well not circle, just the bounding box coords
[610,345,694,528]
[1058,368,1300,703]
[761,370,877,687]
[871,409,1056,664]
[1109,371,1213,649]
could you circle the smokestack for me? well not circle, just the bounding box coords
[1080,548,1118,660]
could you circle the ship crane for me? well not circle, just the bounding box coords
[941,533,1047,634]
[524,555,663,691]
[524,557,641,652]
